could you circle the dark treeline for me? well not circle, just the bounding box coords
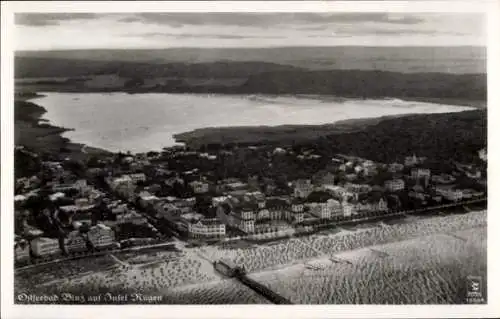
[15,57,301,78]
[15,58,485,101]
[301,109,487,164]
[15,100,46,122]
[239,70,486,100]
[175,109,486,182]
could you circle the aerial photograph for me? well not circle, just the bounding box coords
[12,10,487,305]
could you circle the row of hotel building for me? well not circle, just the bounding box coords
[15,223,116,263]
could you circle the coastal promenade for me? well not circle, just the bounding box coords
[311,197,486,230]
[14,241,176,271]
[15,197,485,271]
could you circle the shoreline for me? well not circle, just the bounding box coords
[15,94,112,159]
[23,91,485,154]
[15,209,486,304]
[19,88,487,108]
[251,216,486,280]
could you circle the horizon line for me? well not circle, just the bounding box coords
[16,45,487,52]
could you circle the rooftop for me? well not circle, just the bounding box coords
[32,237,58,243]
[181,212,204,221]
[200,218,224,226]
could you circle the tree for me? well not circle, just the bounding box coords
[23,193,51,213]
[147,151,159,158]
[87,156,104,168]
[65,160,86,177]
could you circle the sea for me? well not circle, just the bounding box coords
[31,93,476,153]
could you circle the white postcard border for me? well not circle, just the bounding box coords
[2,1,499,318]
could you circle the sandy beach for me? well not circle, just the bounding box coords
[246,211,486,304]
[15,210,486,304]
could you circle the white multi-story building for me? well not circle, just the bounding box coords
[108,175,132,189]
[384,179,405,192]
[341,202,354,217]
[128,173,146,183]
[15,240,30,261]
[108,175,137,199]
[52,183,77,193]
[190,181,210,194]
[291,201,305,223]
[431,174,456,184]
[323,185,348,197]
[355,198,388,212]
[30,237,60,257]
[212,196,229,207]
[265,198,291,221]
[321,172,336,186]
[49,192,66,202]
[293,179,314,198]
[60,204,94,214]
[88,224,115,249]
[307,202,331,220]
[64,230,87,254]
[388,163,404,173]
[405,154,419,167]
[139,191,159,208]
[255,220,292,233]
[345,183,372,194]
[116,211,148,225]
[74,179,89,195]
[377,198,389,211]
[188,218,226,238]
[435,187,463,202]
[75,198,90,208]
[327,199,343,216]
[362,160,376,168]
[411,168,431,180]
[216,203,255,234]
[478,148,487,162]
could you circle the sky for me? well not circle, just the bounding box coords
[14,12,486,50]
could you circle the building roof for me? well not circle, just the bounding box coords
[113,176,132,183]
[96,224,111,230]
[226,182,248,190]
[200,218,223,226]
[266,198,289,209]
[181,212,204,221]
[32,237,58,243]
[60,204,95,212]
[239,202,258,211]
[14,195,27,202]
[291,198,306,205]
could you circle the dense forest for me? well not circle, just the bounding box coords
[15,57,485,102]
[239,70,486,100]
[174,109,486,182]
[305,109,486,164]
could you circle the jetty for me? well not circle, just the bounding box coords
[213,259,293,304]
